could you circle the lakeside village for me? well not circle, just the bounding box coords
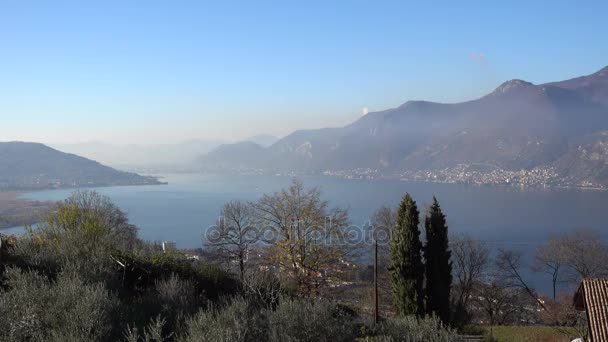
[322,164,605,190]
[208,164,605,190]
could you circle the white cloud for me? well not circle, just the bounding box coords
[362,106,369,116]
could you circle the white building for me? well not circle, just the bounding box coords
[161,240,176,253]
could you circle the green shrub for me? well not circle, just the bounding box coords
[242,269,282,309]
[11,230,120,285]
[109,249,239,300]
[153,273,199,334]
[155,273,197,315]
[0,267,115,342]
[366,315,462,342]
[123,316,172,342]
[268,297,359,342]
[6,190,139,286]
[178,297,267,342]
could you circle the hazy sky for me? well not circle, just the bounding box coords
[1,0,607,145]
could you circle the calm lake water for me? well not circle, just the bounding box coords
[4,173,608,293]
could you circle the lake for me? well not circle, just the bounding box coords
[4,173,608,293]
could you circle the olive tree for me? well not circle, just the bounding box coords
[0,268,115,342]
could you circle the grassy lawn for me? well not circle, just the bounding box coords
[484,326,579,342]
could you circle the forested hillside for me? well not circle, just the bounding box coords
[0,142,163,191]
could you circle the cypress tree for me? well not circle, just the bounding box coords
[424,196,452,323]
[388,193,424,316]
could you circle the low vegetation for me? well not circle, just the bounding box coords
[483,326,578,342]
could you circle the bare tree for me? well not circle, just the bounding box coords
[474,281,526,328]
[495,249,540,301]
[370,205,396,264]
[370,205,397,318]
[532,228,608,304]
[555,228,608,283]
[205,200,259,282]
[495,248,585,337]
[533,239,563,300]
[451,235,490,310]
[469,251,542,336]
[252,179,353,295]
[371,206,396,234]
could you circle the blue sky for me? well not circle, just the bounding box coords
[1,0,607,144]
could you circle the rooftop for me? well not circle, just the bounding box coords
[574,278,608,341]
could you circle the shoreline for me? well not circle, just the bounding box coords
[0,182,168,230]
[266,172,608,192]
[203,169,608,192]
[0,191,55,230]
[393,178,608,192]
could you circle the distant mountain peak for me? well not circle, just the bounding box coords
[597,65,608,76]
[244,134,279,147]
[399,100,432,108]
[492,79,535,94]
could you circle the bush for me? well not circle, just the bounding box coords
[123,316,171,342]
[109,248,239,300]
[9,229,120,285]
[366,315,462,342]
[268,297,359,342]
[178,297,267,342]
[155,273,198,316]
[459,324,486,336]
[105,250,237,338]
[0,267,115,342]
[242,270,282,309]
[153,273,199,334]
[179,296,360,342]
[6,191,139,286]
[4,232,238,340]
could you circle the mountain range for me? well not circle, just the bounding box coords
[200,66,608,187]
[0,142,163,191]
[52,135,279,170]
[51,140,225,169]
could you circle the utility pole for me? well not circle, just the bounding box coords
[374,237,379,325]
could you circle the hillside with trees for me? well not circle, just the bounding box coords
[0,142,163,191]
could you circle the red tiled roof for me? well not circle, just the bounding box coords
[574,278,608,342]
